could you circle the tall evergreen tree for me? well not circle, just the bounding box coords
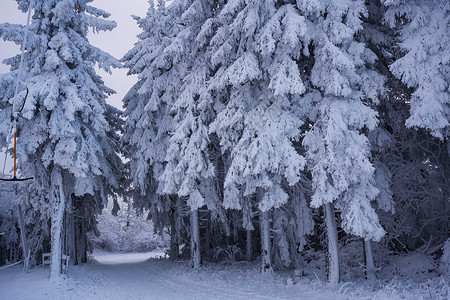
[383,0,449,139]
[298,0,386,285]
[123,0,228,269]
[364,0,448,264]
[121,0,178,235]
[0,0,123,279]
[158,0,227,269]
[208,0,310,273]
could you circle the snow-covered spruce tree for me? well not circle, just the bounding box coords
[383,0,449,139]
[0,0,123,279]
[158,0,229,269]
[121,0,181,245]
[374,77,449,254]
[378,1,449,254]
[208,0,310,273]
[123,0,227,269]
[359,0,395,280]
[298,0,386,285]
[363,0,448,261]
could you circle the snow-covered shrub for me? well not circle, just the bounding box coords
[298,248,326,279]
[339,239,366,280]
[386,253,436,277]
[440,239,450,276]
[213,244,244,263]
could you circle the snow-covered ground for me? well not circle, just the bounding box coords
[0,250,448,300]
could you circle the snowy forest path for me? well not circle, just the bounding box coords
[0,250,341,299]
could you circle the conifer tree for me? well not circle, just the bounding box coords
[123,0,228,269]
[158,0,228,269]
[0,0,123,279]
[383,0,449,139]
[298,0,386,285]
[208,0,310,273]
[121,0,178,236]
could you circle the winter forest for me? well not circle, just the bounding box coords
[0,0,449,299]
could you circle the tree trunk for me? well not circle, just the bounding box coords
[205,212,211,258]
[0,246,6,266]
[66,209,76,265]
[76,219,83,263]
[363,239,375,280]
[17,204,29,272]
[324,202,339,286]
[169,207,178,260]
[191,209,201,269]
[233,211,238,243]
[260,210,272,273]
[246,229,252,262]
[77,217,87,263]
[50,184,66,280]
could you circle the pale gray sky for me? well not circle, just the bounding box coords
[0,0,149,108]
[0,0,149,176]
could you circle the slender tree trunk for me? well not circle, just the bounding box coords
[66,209,76,265]
[191,209,201,269]
[205,212,211,258]
[17,204,29,272]
[63,209,68,261]
[50,184,66,280]
[78,217,87,263]
[233,211,238,243]
[75,218,82,264]
[169,207,178,260]
[324,202,339,286]
[246,229,252,262]
[363,239,375,280]
[260,210,272,273]
[0,247,5,266]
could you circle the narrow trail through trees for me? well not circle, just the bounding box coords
[0,250,338,300]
